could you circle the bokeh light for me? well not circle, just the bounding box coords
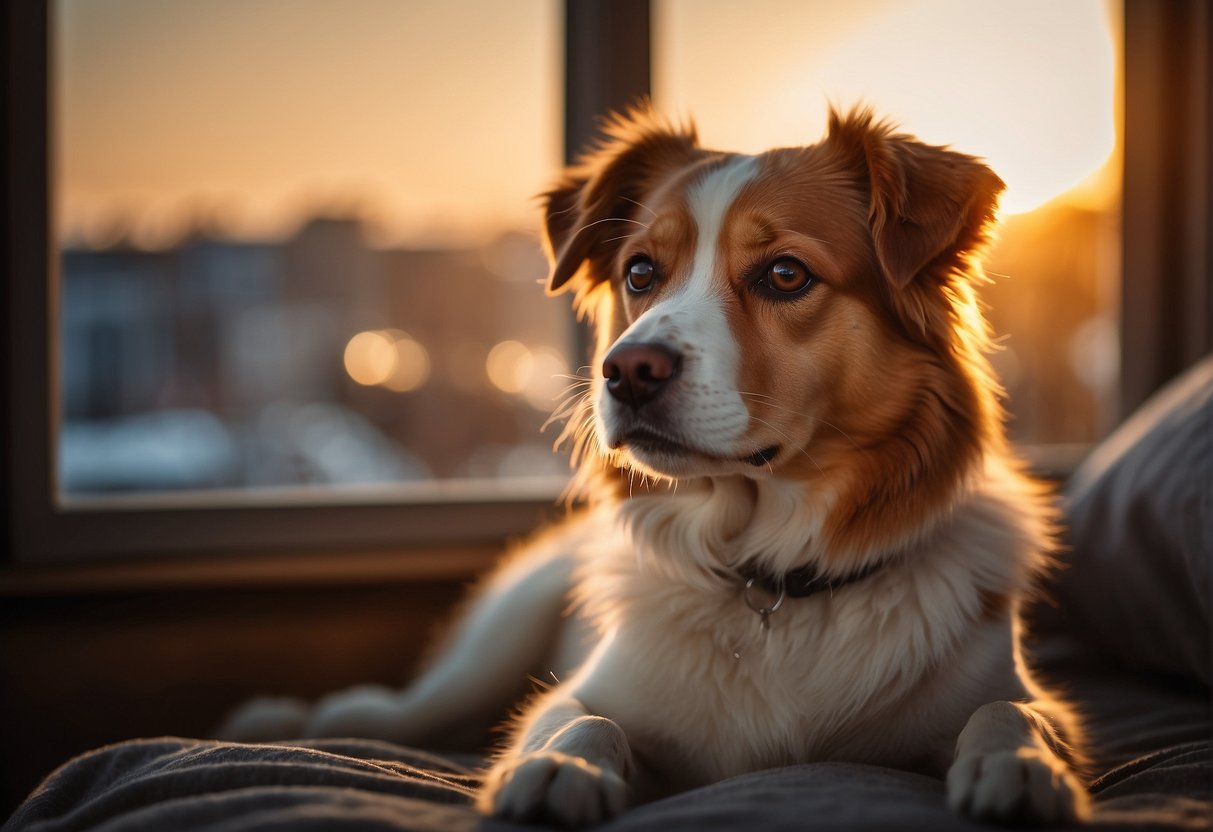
[523,347,570,410]
[486,341,534,394]
[384,335,431,393]
[343,330,397,387]
[485,341,570,409]
[344,329,431,392]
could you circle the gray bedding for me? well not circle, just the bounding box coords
[5,358,1212,831]
[1,716,1207,832]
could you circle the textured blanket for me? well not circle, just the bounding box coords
[3,713,1208,832]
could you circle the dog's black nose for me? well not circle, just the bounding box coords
[602,343,681,408]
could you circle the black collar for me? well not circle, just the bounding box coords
[738,557,889,599]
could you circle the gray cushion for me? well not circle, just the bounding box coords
[1046,356,1213,685]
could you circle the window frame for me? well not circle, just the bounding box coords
[5,0,1209,568]
[4,0,651,566]
[1120,0,1212,415]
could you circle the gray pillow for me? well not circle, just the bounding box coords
[1046,355,1212,685]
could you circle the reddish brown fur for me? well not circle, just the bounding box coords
[544,110,708,303]
[545,106,1011,568]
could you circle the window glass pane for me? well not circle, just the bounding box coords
[56,0,567,495]
[655,0,1121,445]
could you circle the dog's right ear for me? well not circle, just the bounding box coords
[542,108,701,297]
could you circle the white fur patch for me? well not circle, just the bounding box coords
[600,156,760,466]
[686,155,759,277]
[569,474,1037,786]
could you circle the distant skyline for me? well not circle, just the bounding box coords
[57,0,1117,250]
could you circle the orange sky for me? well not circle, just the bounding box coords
[57,0,1117,250]
[656,0,1119,215]
[57,0,563,248]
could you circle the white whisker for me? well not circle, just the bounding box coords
[601,231,645,246]
[572,216,651,238]
[619,195,658,218]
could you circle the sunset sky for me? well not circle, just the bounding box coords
[57,0,1118,250]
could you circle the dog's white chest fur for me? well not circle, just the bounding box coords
[569,478,1033,790]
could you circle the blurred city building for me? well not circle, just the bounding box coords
[60,216,574,493]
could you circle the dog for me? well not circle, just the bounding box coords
[219,106,1089,827]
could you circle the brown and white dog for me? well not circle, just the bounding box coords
[220,107,1089,827]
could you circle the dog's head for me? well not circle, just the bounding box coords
[544,106,1007,551]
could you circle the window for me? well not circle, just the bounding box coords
[5,1,1208,566]
[57,0,1123,505]
[56,0,569,496]
[9,0,586,564]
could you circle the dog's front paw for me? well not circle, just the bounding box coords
[215,696,309,742]
[947,748,1090,825]
[477,751,628,828]
[305,685,405,738]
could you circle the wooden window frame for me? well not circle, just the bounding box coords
[1120,0,1212,415]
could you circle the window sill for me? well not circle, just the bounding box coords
[0,545,501,598]
[13,478,569,565]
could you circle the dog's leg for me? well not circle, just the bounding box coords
[478,693,633,828]
[216,522,589,746]
[303,536,584,746]
[947,699,1089,824]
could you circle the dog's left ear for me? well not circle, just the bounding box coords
[828,108,1005,289]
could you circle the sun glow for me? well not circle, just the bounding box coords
[656,0,1118,216]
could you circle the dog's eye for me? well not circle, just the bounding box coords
[626,258,657,293]
[765,258,813,295]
